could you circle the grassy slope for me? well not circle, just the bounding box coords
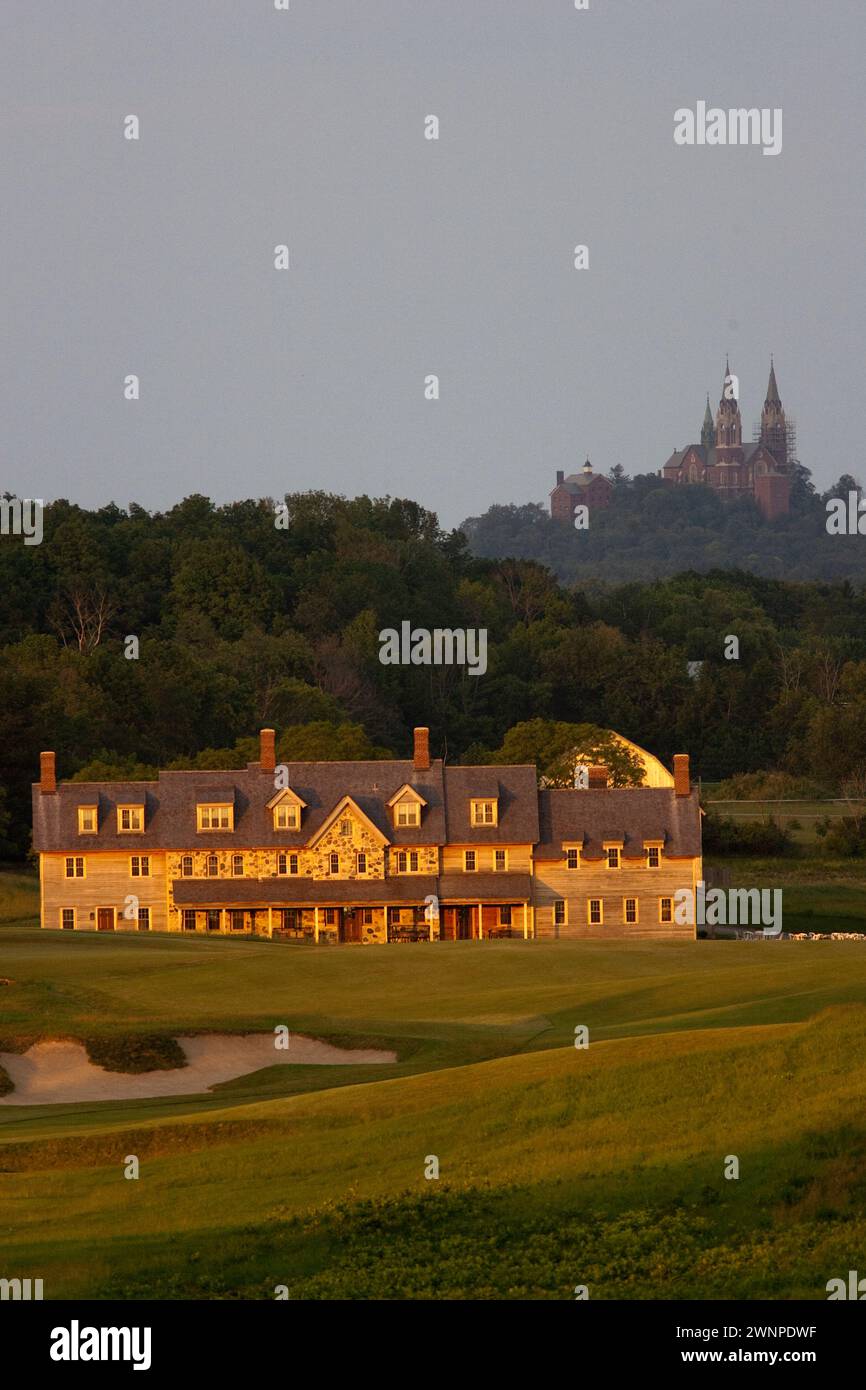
[2,925,866,1297]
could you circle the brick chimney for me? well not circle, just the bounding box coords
[556,470,564,485]
[413,726,430,772]
[673,754,690,797]
[260,728,276,774]
[40,750,56,795]
[587,765,608,789]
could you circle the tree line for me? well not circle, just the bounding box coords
[1,488,865,858]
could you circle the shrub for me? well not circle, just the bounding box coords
[702,811,794,856]
[820,818,866,858]
[83,1034,186,1074]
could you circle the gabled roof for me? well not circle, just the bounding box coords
[33,759,448,851]
[444,765,539,844]
[306,794,390,848]
[535,787,701,860]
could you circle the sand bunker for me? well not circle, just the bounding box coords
[0,1034,396,1105]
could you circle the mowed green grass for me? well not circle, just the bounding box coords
[2,924,866,1298]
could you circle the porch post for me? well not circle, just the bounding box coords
[314,905,320,944]
[477,902,483,940]
[220,908,225,934]
[523,901,528,939]
[268,905,273,937]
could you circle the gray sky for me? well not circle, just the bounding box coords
[2,0,863,529]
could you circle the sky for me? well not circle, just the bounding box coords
[2,0,863,529]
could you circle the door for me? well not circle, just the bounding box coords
[97,908,115,932]
[340,909,362,943]
[456,906,472,940]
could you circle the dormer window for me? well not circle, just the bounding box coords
[267,787,306,832]
[78,806,97,834]
[197,804,233,831]
[606,846,621,869]
[471,799,497,827]
[387,785,426,829]
[274,804,299,831]
[646,845,661,868]
[117,805,144,832]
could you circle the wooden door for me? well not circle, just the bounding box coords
[341,909,361,943]
[456,906,472,940]
[97,908,115,932]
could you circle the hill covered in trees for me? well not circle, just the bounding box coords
[2,489,866,858]
[460,469,866,586]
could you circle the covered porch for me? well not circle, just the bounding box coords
[437,873,533,940]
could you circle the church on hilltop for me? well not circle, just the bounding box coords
[661,361,792,519]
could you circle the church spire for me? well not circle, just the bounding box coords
[701,394,715,449]
[715,359,742,452]
[760,357,787,466]
[765,355,781,407]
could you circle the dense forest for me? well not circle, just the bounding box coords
[461,467,866,585]
[2,488,866,859]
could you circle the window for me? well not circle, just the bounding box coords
[339,819,352,837]
[588,898,603,925]
[396,801,420,828]
[494,849,507,872]
[182,909,196,932]
[624,898,638,924]
[659,897,673,923]
[471,800,497,826]
[395,850,408,873]
[197,804,233,831]
[357,852,367,875]
[117,805,143,832]
[553,900,566,927]
[409,851,419,872]
[274,804,299,830]
[277,852,288,875]
[566,848,579,870]
[647,846,660,868]
[362,909,373,925]
[207,854,219,877]
[78,806,97,834]
[606,847,620,869]
[289,853,298,875]
[464,850,477,872]
[130,855,150,878]
[324,909,336,925]
[61,908,75,930]
[230,910,245,932]
[181,855,193,877]
[137,907,150,932]
[329,852,339,875]
[500,905,512,926]
[65,856,85,879]
[232,854,244,876]
[206,910,220,932]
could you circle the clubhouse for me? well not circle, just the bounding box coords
[33,728,702,942]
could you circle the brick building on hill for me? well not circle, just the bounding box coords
[33,728,702,943]
[549,458,613,522]
[661,360,792,519]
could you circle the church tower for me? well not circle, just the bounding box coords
[700,394,715,449]
[759,357,788,468]
[715,358,742,453]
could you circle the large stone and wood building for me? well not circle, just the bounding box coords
[661,360,792,519]
[33,729,703,942]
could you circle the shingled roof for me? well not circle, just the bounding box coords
[32,760,448,852]
[443,766,540,845]
[535,787,701,861]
